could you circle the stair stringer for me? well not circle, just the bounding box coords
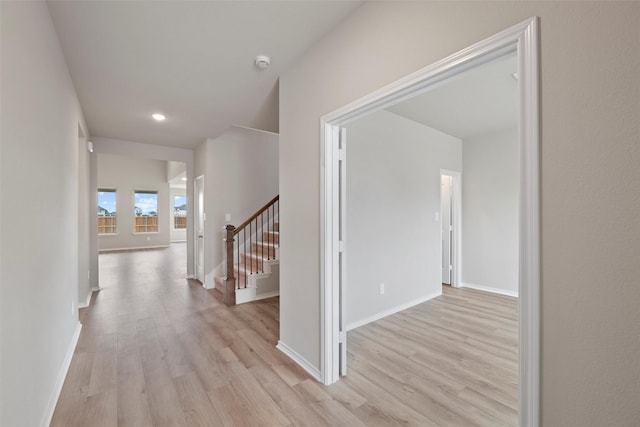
[236,259,280,304]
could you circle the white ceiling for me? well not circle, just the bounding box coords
[47,1,363,149]
[387,54,518,140]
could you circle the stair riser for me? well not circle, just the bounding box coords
[238,255,264,272]
[263,231,279,245]
[251,243,277,258]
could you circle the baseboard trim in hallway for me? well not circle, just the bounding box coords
[42,322,82,427]
[276,341,322,383]
[461,281,519,298]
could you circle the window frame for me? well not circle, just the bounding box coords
[97,188,118,235]
[134,190,159,233]
[173,194,187,230]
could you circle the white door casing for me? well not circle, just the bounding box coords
[339,128,347,376]
[194,175,205,283]
[320,17,540,427]
[441,175,453,284]
[441,169,462,288]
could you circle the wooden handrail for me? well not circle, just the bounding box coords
[233,195,279,235]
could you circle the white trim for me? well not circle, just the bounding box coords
[40,322,82,427]
[236,287,281,305]
[461,282,519,298]
[276,341,322,383]
[320,17,540,427]
[98,244,169,253]
[440,169,462,288]
[78,290,93,309]
[194,174,205,283]
[252,290,280,302]
[202,276,216,290]
[346,290,442,331]
[231,124,279,137]
[517,16,541,427]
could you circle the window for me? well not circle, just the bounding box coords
[97,189,117,234]
[174,195,187,229]
[134,191,158,232]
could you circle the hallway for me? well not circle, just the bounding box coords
[52,244,292,426]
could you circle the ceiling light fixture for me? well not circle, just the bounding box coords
[181,177,187,181]
[152,113,166,121]
[254,55,270,70]
[512,72,519,80]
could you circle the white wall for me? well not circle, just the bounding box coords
[462,128,519,296]
[279,2,640,425]
[197,126,278,289]
[345,110,461,328]
[170,186,187,242]
[0,2,88,425]
[167,160,186,182]
[97,153,170,251]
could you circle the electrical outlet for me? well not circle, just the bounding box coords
[71,301,75,316]
[379,283,385,295]
[146,236,151,241]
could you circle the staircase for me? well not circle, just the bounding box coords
[215,196,279,305]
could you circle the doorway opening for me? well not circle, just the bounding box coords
[321,17,539,426]
[95,154,191,287]
[440,169,461,288]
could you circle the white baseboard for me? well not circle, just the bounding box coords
[461,281,518,298]
[254,290,280,301]
[99,245,169,253]
[78,290,93,309]
[346,290,442,331]
[40,322,82,427]
[276,341,322,383]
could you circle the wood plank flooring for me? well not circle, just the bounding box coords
[52,243,517,426]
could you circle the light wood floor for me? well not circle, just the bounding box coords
[51,243,517,426]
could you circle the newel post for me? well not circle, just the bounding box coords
[224,224,236,306]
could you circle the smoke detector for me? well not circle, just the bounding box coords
[254,55,271,70]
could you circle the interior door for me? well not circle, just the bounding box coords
[441,175,453,284]
[195,175,205,283]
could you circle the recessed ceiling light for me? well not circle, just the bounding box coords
[181,177,187,181]
[254,55,270,70]
[511,72,519,80]
[152,113,166,121]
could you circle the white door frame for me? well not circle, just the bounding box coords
[194,175,205,283]
[440,169,462,287]
[320,17,540,426]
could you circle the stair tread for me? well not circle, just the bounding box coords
[253,241,279,248]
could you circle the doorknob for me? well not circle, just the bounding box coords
[198,235,204,238]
